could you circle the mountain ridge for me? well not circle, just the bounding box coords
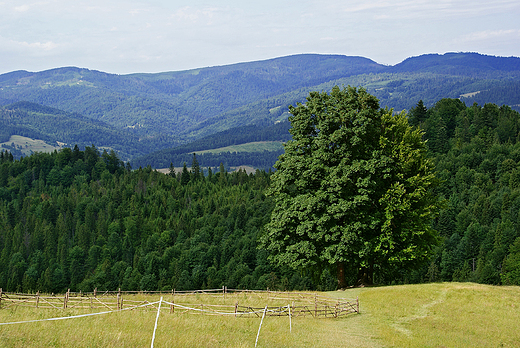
[2,52,520,167]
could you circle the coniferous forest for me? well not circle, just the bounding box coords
[0,147,326,293]
[413,99,520,285]
[2,98,520,292]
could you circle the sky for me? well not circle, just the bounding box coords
[0,0,519,75]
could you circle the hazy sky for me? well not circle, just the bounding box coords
[1,0,519,74]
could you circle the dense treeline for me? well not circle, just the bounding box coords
[0,147,332,293]
[140,150,284,172]
[407,99,520,285]
[156,121,291,156]
[392,53,520,76]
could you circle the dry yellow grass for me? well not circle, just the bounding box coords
[330,282,520,348]
[1,283,520,347]
[0,291,358,347]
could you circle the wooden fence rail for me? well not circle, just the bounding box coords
[0,288,359,318]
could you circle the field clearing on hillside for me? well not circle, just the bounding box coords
[1,283,519,347]
[194,141,284,155]
[0,135,60,155]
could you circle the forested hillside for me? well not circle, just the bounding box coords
[0,102,179,161]
[0,147,333,293]
[0,55,384,142]
[2,97,520,293]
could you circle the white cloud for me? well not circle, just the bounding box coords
[23,40,58,50]
[170,5,231,26]
[322,0,520,20]
[14,4,29,11]
[0,35,58,54]
[458,29,520,42]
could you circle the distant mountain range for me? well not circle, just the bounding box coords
[1,52,520,168]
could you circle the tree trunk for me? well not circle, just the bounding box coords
[356,264,374,287]
[337,262,347,289]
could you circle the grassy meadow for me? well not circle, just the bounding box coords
[0,283,519,347]
[0,135,60,156]
[331,282,520,347]
[194,141,284,155]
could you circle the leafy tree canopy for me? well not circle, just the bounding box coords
[261,86,441,287]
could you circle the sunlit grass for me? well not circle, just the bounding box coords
[1,284,520,347]
[0,291,357,347]
[330,282,520,348]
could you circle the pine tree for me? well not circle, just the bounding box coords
[191,153,201,181]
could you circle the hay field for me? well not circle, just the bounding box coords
[1,283,520,347]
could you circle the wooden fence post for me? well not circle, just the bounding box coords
[356,296,359,313]
[36,291,40,308]
[234,301,238,317]
[314,293,317,318]
[64,289,69,309]
[94,288,97,298]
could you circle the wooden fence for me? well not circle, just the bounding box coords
[0,287,359,318]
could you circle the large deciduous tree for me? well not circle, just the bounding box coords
[261,86,440,287]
